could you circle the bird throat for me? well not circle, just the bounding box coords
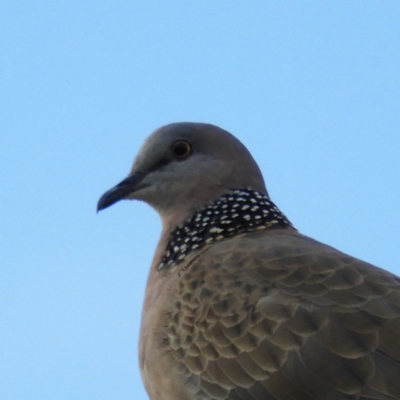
[157,188,294,271]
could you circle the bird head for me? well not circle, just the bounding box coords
[97,122,267,227]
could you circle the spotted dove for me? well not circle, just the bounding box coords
[97,123,400,400]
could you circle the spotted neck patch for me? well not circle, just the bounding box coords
[157,189,294,271]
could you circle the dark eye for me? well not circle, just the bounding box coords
[171,140,192,159]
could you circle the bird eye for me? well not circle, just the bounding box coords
[171,140,192,159]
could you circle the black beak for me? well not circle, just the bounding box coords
[97,172,147,212]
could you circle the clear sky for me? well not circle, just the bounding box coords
[1,2,399,399]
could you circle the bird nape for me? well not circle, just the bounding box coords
[98,122,400,400]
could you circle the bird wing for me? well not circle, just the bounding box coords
[165,229,400,400]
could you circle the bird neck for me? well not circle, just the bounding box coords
[157,188,295,271]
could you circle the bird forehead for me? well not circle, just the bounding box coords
[132,123,241,170]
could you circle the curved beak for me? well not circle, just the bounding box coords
[97,172,147,212]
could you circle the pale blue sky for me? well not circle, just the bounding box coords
[1,2,399,399]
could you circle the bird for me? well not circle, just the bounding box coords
[97,122,400,400]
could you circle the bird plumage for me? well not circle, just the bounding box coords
[98,122,400,399]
